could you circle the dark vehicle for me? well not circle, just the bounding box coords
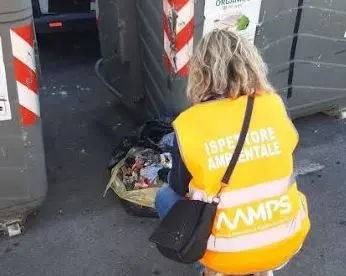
[32,0,97,34]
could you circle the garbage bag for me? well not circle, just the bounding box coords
[138,118,174,143]
[104,158,168,217]
[105,119,174,217]
[108,119,174,171]
[107,137,136,171]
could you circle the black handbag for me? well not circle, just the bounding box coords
[149,96,255,264]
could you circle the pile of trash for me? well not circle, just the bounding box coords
[121,148,172,191]
[104,119,174,217]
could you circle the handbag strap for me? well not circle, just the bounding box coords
[220,96,255,186]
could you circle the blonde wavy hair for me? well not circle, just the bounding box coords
[187,29,274,104]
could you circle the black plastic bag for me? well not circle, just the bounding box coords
[108,137,136,171]
[138,118,173,143]
[106,119,174,217]
[108,119,174,171]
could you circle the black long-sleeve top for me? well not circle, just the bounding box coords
[169,135,191,196]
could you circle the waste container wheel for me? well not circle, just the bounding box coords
[119,198,158,218]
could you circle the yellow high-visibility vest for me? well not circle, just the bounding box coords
[173,93,310,275]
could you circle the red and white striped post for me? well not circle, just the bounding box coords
[0,0,47,235]
[10,23,40,126]
[163,0,195,77]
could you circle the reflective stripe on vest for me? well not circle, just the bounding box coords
[206,202,306,252]
[189,175,296,208]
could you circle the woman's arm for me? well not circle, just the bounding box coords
[168,134,192,197]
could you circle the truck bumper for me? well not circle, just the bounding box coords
[34,12,97,34]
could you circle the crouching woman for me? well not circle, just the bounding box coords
[155,29,310,276]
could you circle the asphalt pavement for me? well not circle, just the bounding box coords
[0,31,345,276]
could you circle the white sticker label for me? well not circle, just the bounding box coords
[203,0,263,43]
[0,36,12,121]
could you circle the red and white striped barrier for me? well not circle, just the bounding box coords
[10,23,40,126]
[163,0,195,77]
